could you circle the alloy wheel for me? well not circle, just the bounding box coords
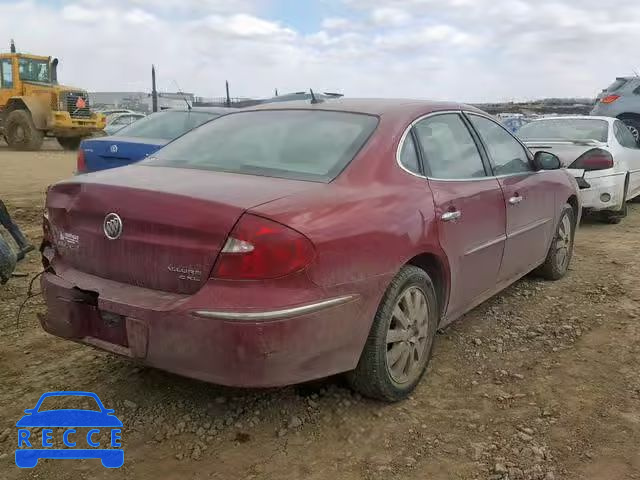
[555,214,572,272]
[386,286,431,385]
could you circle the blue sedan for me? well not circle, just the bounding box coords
[77,107,232,174]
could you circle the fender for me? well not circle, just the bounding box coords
[4,97,48,129]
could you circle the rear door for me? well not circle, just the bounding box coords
[411,112,506,319]
[613,119,640,198]
[466,113,556,283]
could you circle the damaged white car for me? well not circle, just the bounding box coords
[520,116,640,224]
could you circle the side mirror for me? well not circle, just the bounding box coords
[533,151,561,171]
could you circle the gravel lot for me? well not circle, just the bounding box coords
[1,140,639,479]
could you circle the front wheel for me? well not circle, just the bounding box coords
[57,136,83,150]
[5,109,44,151]
[535,203,575,280]
[347,266,438,402]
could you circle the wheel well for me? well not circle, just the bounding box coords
[617,113,640,122]
[567,194,579,221]
[407,253,447,316]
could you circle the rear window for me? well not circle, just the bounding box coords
[114,110,219,140]
[145,110,379,182]
[518,119,609,143]
[606,78,628,92]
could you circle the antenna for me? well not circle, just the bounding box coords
[173,79,192,110]
[10,39,15,53]
[274,88,278,97]
[310,89,323,104]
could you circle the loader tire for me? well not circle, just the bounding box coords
[5,110,44,151]
[57,137,83,151]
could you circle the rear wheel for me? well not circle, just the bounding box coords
[347,265,438,402]
[5,109,44,151]
[535,203,575,280]
[57,136,83,150]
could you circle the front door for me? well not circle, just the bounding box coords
[411,112,506,319]
[467,113,556,283]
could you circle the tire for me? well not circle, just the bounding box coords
[5,109,44,151]
[620,115,640,143]
[57,136,83,150]
[347,265,439,402]
[535,203,575,280]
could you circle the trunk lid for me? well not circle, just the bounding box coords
[80,137,167,173]
[524,140,608,167]
[46,165,318,294]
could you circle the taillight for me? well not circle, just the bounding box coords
[601,95,620,104]
[569,148,614,171]
[77,148,86,173]
[212,214,315,280]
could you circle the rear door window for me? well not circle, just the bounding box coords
[147,110,379,182]
[115,110,218,140]
[413,113,487,179]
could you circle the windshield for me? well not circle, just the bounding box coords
[114,110,219,140]
[144,110,379,182]
[518,119,609,142]
[18,57,50,83]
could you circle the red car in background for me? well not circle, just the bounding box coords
[40,99,580,402]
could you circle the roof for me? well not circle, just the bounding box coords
[246,98,483,117]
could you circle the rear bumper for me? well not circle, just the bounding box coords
[579,171,626,212]
[40,271,374,387]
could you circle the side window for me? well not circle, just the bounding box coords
[413,113,486,179]
[614,121,639,149]
[1,59,13,89]
[398,132,421,175]
[469,115,532,175]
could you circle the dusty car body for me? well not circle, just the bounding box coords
[40,99,580,401]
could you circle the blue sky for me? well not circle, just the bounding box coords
[2,0,640,101]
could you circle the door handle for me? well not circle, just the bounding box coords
[509,195,523,205]
[441,210,461,222]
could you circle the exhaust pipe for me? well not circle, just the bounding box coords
[51,58,58,83]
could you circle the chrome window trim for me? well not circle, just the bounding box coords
[192,295,358,321]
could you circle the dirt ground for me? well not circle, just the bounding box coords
[1,141,639,480]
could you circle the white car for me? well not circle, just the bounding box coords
[519,116,640,223]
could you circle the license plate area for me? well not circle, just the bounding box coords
[90,310,128,347]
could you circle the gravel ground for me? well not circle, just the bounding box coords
[1,143,639,479]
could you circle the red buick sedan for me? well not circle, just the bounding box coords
[41,99,580,401]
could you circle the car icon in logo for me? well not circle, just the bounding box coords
[15,391,123,468]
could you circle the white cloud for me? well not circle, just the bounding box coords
[4,0,640,102]
[370,7,411,27]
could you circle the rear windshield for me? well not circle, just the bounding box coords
[145,110,379,182]
[114,110,219,141]
[606,78,628,92]
[518,119,609,142]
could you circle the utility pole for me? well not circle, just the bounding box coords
[151,65,158,113]
[225,80,231,107]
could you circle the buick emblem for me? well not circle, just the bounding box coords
[110,144,118,153]
[103,213,123,240]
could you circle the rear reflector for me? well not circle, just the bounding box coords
[213,214,315,280]
[77,148,86,173]
[569,148,614,171]
[601,95,620,104]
